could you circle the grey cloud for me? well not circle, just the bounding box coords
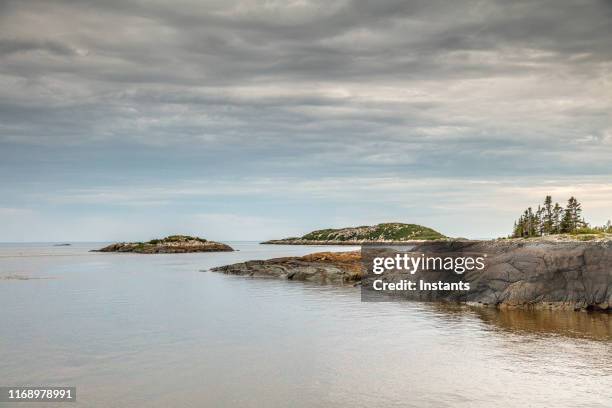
[0,38,78,56]
[0,0,611,178]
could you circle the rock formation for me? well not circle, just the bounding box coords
[211,251,361,283]
[262,223,446,245]
[94,235,233,253]
[212,239,612,311]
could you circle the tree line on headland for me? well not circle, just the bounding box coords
[511,196,612,238]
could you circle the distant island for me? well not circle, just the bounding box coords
[262,223,446,245]
[93,235,233,253]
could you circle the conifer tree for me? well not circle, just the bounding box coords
[543,195,553,234]
[552,203,562,233]
[519,214,527,237]
[566,196,583,231]
[560,206,573,233]
[510,196,590,237]
[536,205,544,236]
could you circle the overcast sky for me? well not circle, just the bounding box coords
[1,0,611,242]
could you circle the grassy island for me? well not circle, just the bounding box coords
[94,235,233,253]
[262,223,446,244]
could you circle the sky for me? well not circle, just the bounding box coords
[0,0,611,242]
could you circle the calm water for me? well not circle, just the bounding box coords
[0,242,610,408]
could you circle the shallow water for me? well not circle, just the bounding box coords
[0,242,610,407]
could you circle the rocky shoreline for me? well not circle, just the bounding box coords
[212,239,612,312]
[94,235,233,254]
[211,251,361,283]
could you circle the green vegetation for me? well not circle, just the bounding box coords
[511,196,611,238]
[147,235,207,244]
[298,223,446,241]
[593,221,612,234]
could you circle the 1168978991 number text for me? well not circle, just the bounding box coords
[0,387,76,402]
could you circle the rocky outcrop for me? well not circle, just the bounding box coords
[468,240,612,311]
[212,239,612,311]
[94,235,233,253]
[363,240,612,311]
[262,223,446,245]
[211,252,361,283]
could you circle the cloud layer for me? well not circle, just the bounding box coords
[0,0,611,240]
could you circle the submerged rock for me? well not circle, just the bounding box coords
[94,235,233,253]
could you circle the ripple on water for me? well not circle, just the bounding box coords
[0,242,610,408]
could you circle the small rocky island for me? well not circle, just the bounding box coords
[262,223,446,245]
[94,235,233,253]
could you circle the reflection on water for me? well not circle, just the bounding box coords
[475,307,611,341]
[419,303,611,341]
[0,242,611,408]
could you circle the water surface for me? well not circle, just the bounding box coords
[1,242,610,407]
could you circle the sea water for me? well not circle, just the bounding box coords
[0,242,610,407]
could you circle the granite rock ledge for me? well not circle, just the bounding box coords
[213,239,612,311]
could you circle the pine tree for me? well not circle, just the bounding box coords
[526,207,538,237]
[560,206,573,233]
[542,195,553,234]
[519,215,526,237]
[557,196,583,233]
[536,205,544,236]
[552,203,562,233]
[566,196,583,231]
[511,195,590,237]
